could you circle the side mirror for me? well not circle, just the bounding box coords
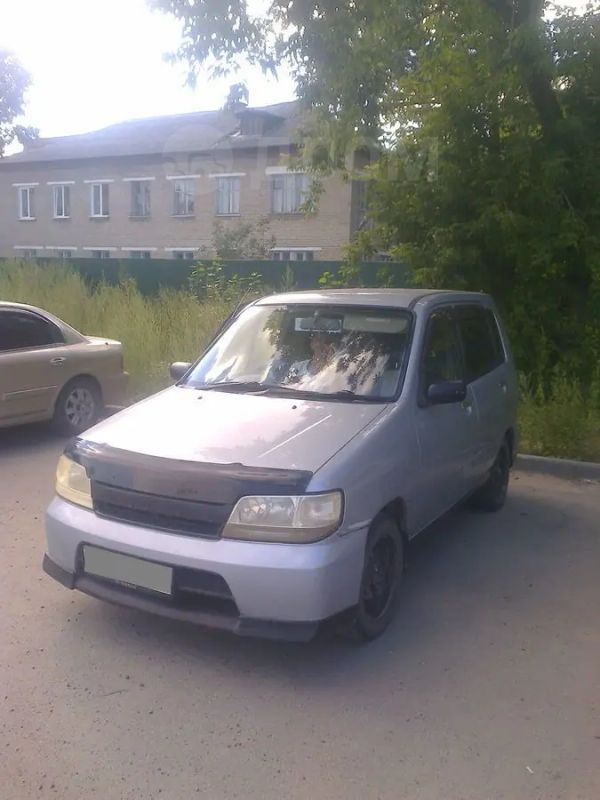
[426,380,467,406]
[170,362,192,382]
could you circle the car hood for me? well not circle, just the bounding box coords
[83,386,387,473]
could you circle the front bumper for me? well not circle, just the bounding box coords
[44,497,367,641]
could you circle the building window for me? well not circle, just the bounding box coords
[18,186,35,220]
[90,183,110,217]
[91,250,111,259]
[129,251,152,259]
[272,250,316,262]
[56,250,73,259]
[172,251,195,260]
[271,173,309,215]
[173,179,195,216]
[19,249,38,258]
[130,180,151,218]
[216,176,241,215]
[52,185,71,218]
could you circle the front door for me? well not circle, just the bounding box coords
[0,309,66,424]
[413,307,480,530]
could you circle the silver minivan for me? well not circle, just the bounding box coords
[44,289,518,641]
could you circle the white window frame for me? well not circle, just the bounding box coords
[82,246,117,252]
[215,175,241,216]
[18,186,36,220]
[90,183,110,217]
[13,247,39,258]
[271,248,321,262]
[130,180,152,218]
[129,251,153,260]
[90,250,111,259]
[271,173,310,215]
[172,179,195,216]
[52,184,71,219]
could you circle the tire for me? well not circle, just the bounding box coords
[52,377,102,435]
[469,441,511,512]
[347,514,405,641]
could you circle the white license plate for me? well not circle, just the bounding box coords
[83,546,173,596]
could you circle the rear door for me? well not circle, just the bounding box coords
[413,307,480,529]
[455,305,510,476]
[0,309,67,423]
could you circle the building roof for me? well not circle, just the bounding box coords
[1,101,299,165]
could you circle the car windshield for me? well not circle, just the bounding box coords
[184,303,413,400]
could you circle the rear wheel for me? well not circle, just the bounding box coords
[347,514,405,641]
[469,441,510,512]
[53,378,102,435]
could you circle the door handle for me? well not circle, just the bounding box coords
[461,400,473,414]
[50,357,66,366]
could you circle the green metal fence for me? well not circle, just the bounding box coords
[5,256,412,295]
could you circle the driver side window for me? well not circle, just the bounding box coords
[421,309,463,390]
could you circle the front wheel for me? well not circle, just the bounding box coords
[347,514,405,641]
[469,441,510,512]
[53,378,102,435]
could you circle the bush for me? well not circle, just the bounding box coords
[0,259,232,398]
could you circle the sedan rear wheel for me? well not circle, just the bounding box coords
[53,378,101,435]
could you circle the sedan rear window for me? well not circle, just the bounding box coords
[0,310,63,351]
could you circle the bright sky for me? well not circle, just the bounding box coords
[0,0,591,140]
[0,0,296,139]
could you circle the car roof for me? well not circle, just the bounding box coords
[0,300,86,341]
[0,300,50,315]
[255,288,491,310]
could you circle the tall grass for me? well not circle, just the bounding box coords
[0,260,232,397]
[2,259,599,461]
[519,371,600,461]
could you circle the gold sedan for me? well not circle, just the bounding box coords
[0,301,128,434]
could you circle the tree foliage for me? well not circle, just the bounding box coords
[0,50,36,157]
[152,0,600,383]
[211,217,276,260]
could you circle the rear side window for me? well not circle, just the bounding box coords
[0,310,63,352]
[421,309,464,389]
[457,306,504,382]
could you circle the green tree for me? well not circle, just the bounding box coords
[223,81,249,111]
[0,50,37,156]
[212,217,276,260]
[151,0,600,382]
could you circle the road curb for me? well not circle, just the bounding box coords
[516,454,600,481]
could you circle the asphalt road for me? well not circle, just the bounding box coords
[1,424,599,800]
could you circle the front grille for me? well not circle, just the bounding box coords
[92,481,230,539]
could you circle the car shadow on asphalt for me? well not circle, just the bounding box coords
[48,474,578,691]
[0,423,69,456]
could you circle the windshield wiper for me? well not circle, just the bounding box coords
[265,386,376,402]
[194,382,379,402]
[195,381,270,393]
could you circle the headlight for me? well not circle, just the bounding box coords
[55,454,93,509]
[223,491,343,543]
